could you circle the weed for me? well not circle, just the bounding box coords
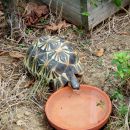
[82,0,123,9]
[82,39,92,45]
[111,89,124,101]
[18,42,26,48]
[39,18,49,24]
[113,0,123,7]
[89,0,99,7]
[36,111,42,116]
[111,90,128,117]
[112,51,130,80]
[118,103,128,117]
[111,51,130,129]
[97,58,103,67]
[73,26,84,36]
[25,28,33,34]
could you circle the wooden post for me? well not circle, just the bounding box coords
[80,0,88,32]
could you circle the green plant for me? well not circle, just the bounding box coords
[39,18,49,24]
[73,26,84,36]
[88,0,123,8]
[112,51,130,80]
[113,0,123,7]
[25,28,33,34]
[118,103,128,117]
[111,52,130,128]
[81,11,90,16]
[111,89,124,101]
[89,0,106,7]
[81,0,123,19]
[111,90,128,117]
[18,42,26,48]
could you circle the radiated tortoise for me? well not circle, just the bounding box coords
[24,36,83,90]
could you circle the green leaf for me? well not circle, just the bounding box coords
[111,60,116,65]
[114,72,120,79]
[111,59,119,65]
[113,0,122,7]
[111,90,124,101]
[122,68,129,72]
[112,51,130,79]
[81,11,90,16]
[117,64,122,71]
[118,104,128,117]
[118,71,124,79]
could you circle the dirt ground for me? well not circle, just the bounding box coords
[0,9,130,130]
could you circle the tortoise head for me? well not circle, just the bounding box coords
[69,74,80,90]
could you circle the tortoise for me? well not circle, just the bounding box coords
[24,36,83,90]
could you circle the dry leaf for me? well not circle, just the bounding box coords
[36,5,48,17]
[25,3,48,17]
[24,79,35,88]
[23,2,49,26]
[118,31,130,36]
[96,48,104,57]
[24,2,38,15]
[0,55,13,64]
[0,51,8,56]
[61,20,71,28]
[45,23,58,31]
[9,51,25,59]
[12,61,18,67]
[45,20,71,32]
[0,11,4,16]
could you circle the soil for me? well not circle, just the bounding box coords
[0,8,130,130]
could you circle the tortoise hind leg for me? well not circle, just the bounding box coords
[48,79,55,92]
[49,77,66,92]
[48,79,60,92]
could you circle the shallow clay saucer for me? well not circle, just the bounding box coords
[45,85,112,130]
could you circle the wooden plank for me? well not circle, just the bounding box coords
[88,0,130,29]
[39,0,130,30]
[80,0,89,31]
[40,0,82,25]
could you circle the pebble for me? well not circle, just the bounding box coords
[24,111,31,116]
[16,120,26,126]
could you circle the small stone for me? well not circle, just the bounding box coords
[17,93,24,99]
[95,48,104,57]
[16,120,25,126]
[17,113,23,119]
[24,111,31,116]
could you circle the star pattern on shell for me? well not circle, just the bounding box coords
[24,36,83,90]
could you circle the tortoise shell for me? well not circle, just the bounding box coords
[24,36,83,90]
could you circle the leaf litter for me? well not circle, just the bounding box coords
[22,2,49,26]
[1,1,130,130]
[19,2,71,32]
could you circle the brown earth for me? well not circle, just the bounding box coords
[0,11,130,130]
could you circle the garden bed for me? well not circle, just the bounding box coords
[41,0,129,30]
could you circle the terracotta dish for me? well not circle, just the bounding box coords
[45,85,112,130]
